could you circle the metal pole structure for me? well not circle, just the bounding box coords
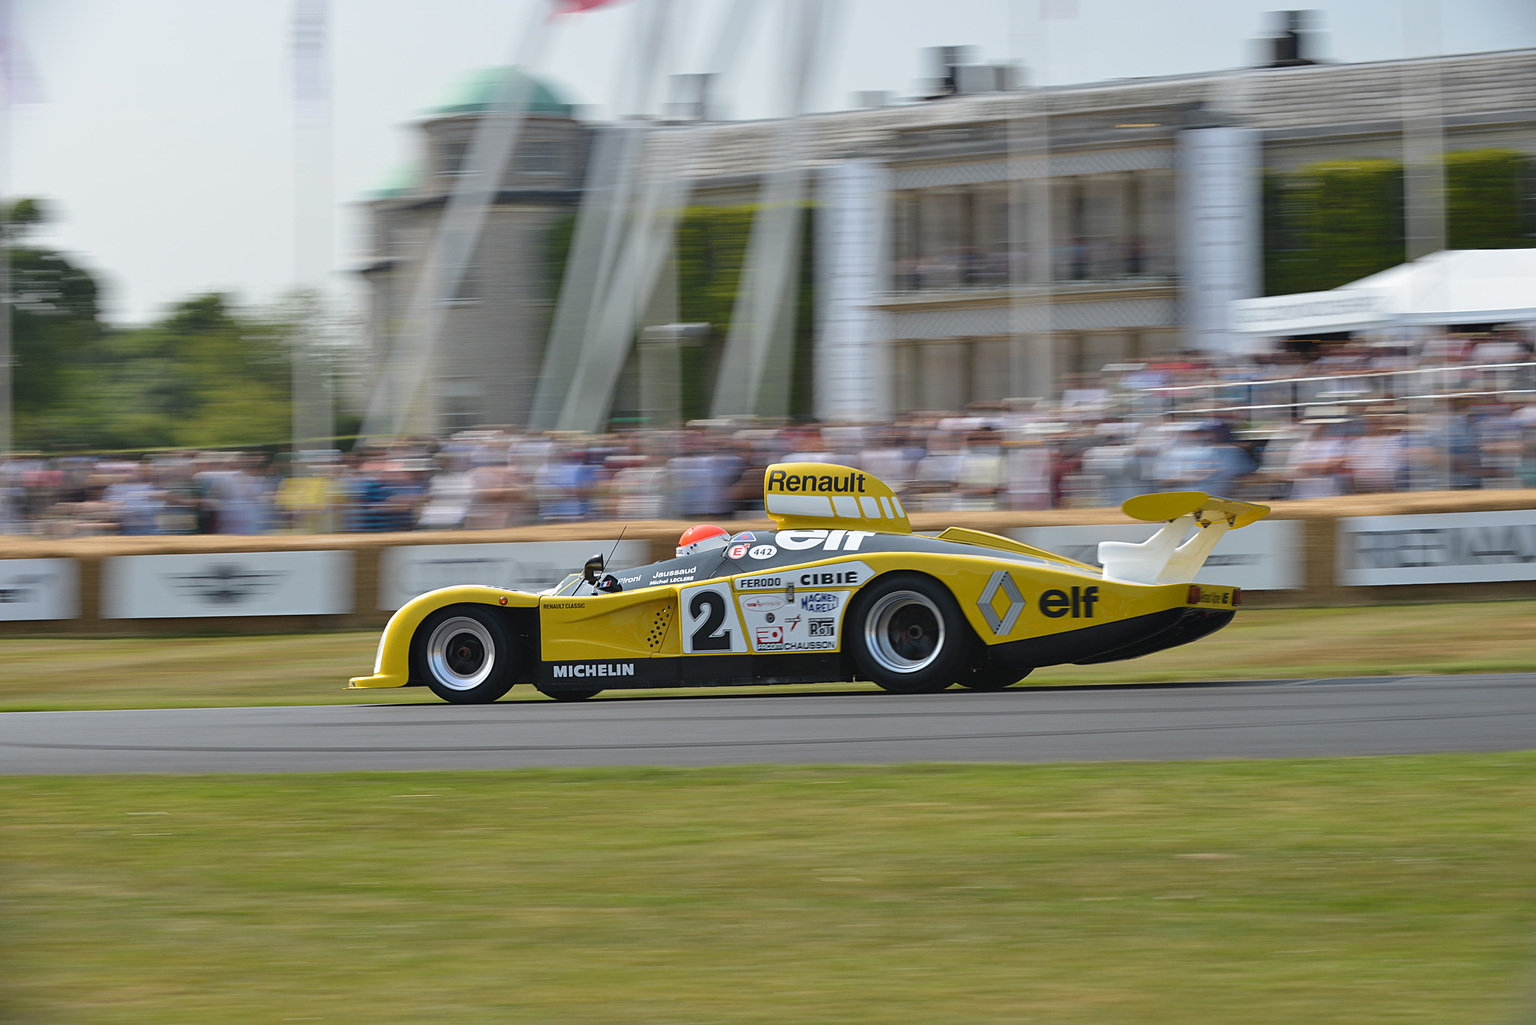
[541,0,759,433]
[291,0,333,475]
[0,0,11,467]
[543,0,678,432]
[639,322,707,429]
[711,0,840,421]
[1007,0,1027,401]
[528,121,638,429]
[358,1,553,444]
[1026,7,1057,404]
[1402,0,1446,263]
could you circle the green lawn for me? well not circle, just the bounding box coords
[3,756,1534,1023]
[2,600,1534,711]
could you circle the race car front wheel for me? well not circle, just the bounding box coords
[848,573,972,694]
[414,605,518,704]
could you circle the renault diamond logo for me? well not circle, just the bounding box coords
[977,570,1025,635]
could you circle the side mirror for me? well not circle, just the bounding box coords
[582,552,606,586]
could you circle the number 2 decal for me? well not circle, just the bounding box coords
[689,590,731,650]
[680,583,746,654]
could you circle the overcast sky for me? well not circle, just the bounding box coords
[10,0,1536,326]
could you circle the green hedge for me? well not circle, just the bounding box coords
[1264,148,1533,295]
[1446,148,1532,250]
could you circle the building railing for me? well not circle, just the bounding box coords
[1138,361,1536,420]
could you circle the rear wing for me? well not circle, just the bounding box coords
[1098,491,1271,586]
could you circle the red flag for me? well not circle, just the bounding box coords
[551,0,628,14]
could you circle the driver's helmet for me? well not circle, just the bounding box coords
[676,523,730,559]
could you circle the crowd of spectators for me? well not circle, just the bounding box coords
[2,333,1534,537]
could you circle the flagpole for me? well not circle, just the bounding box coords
[0,0,11,466]
[292,0,333,483]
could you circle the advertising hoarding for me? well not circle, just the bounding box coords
[1338,510,1536,586]
[378,540,649,611]
[102,551,353,618]
[0,559,79,621]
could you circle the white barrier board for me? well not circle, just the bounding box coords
[379,540,650,611]
[102,551,353,618]
[1338,510,1536,586]
[1013,519,1303,591]
[0,558,79,621]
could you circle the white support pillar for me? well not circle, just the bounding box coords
[1177,127,1261,359]
[814,160,890,422]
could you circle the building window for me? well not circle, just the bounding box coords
[442,139,470,177]
[520,139,561,176]
[441,262,481,305]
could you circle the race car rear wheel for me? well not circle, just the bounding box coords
[849,573,971,694]
[414,605,518,704]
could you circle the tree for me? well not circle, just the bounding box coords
[92,294,294,450]
[7,199,109,450]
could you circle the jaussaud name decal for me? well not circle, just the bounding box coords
[552,663,637,678]
[767,469,868,494]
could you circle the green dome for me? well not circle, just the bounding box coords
[368,161,419,200]
[431,66,573,118]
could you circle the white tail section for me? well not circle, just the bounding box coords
[1098,492,1268,585]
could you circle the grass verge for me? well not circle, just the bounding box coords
[1,600,1534,712]
[3,756,1535,1023]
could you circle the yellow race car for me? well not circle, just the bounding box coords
[348,463,1268,703]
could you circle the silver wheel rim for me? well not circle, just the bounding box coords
[864,590,945,674]
[426,616,496,691]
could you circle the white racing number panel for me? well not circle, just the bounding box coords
[731,561,872,654]
[678,582,749,654]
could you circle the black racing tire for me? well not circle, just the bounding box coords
[847,572,973,694]
[959,666,1034,691]
[535,685,601,702]
[412,604,518,704]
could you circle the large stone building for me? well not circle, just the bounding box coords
[358,48,1536,432]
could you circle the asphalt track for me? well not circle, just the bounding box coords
[1,672,1533,774]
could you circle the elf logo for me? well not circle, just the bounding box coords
[1039,586,1099,619]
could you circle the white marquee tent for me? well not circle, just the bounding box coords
[1231,248,1536,338]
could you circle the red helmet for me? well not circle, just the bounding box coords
[676,524,730,559]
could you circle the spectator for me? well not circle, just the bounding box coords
[1346,413,1408,494]
[102,463,163,536]
[1286,421,1351,500]
[954,429,1005,510]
